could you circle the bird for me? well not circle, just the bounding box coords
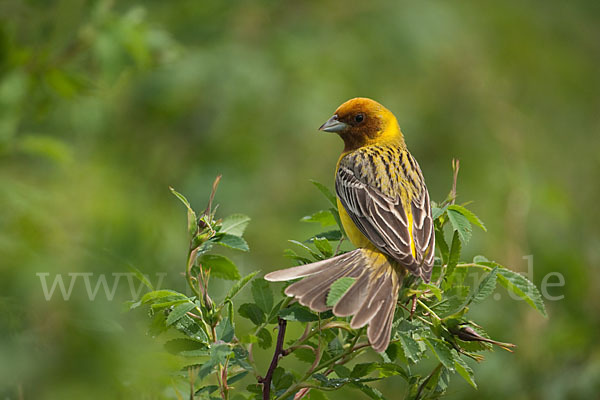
[265,98,435,352]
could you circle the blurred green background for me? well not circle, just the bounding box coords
[1,0,599,399]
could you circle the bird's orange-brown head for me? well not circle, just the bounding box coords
[319,97,404,152]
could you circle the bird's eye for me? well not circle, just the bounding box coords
[355,114,364,123]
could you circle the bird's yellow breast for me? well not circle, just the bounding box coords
[336,197,374,249]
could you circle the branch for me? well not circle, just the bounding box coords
[259,317,288,400]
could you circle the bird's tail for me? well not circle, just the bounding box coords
[264,248,402,352]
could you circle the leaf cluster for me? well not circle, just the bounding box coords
[131,168,546,400]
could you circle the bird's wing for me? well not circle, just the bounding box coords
[335,149,435,281]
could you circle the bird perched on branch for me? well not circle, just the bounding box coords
[265,98,435,352]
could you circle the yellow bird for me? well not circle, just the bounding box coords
[265,98,435,352]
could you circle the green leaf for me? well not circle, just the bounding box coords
[432,205,447,221]
[238,303,265,325]
[435,227,449,263]
[306,230,342,242]
[289,240,323,260]
[174,314,209,342]
[283,248,314,265]
[170,187,197,237]
[313,236,333,257]
[220,214,251,236]
[469,266,498,304]
[210,343,233,365]
[473,255,489,263]
[216,317,235,342]
[448,204,487,232]
[164,338,208,357]
[398,332,424,364]
[293,345,317,363]
[454,356,477,389]
[273,367,295,391]
[350,362,406,379]
[141,289,187,304]
[493,264,547,317]
[256,327,272,349]
[195,385,219,396]
[227,370,249,385]
[213,234,249,251]
[444,231,461,285]
[431,286,469,317]
[301,210,336,227]
[447,208,472,244]
[198,254,241,280]
[327,277,356,307]
[418,282,442,301]
[425,339,455,371]
[166,302,196,326]
[127,264,154,291]
[224,271,258,302]
[310,180,338,208]
[251,279,273,314]
[352,383,386,400]
[279,304,319,322]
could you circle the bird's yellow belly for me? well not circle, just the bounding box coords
[337,198,377,250]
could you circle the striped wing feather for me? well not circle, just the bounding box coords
[335,150,435,281]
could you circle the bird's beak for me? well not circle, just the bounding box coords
[319,114,348,133]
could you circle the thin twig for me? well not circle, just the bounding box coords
[450,159,460,205]
[260,317,288,400]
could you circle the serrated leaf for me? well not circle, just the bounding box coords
[289,240,323,260]
[216,317,235,342]
[454,356,477,389]
[213,234,249,251]
[164,338,208,357]
[435,227,450,262]
[195,385,219,396]
[352,382,386,400]
[127,264,154,291]
[211,343,233,363]
[174,314,209,342]
[306,230,342,242]
[473,255,489,263]
[170,187,197,237]
[279,304,319,322]
[350,362,406,379]
[313,236,333,257]
[141,289,187,304]
[238,303,265,325]
[493,264,547,317]
[198,254,241,280]
[220,214,250,236]
[256,327,272,349]
[448,204,486,232]
[251,279,273,314]
[273,367,294,391]
[398,332,423,364]
[431,286,469,317]
[425,339,455,371]
[444,231,461,286]
[447,209,472,244]
[469,266,498,304]
[310,180,338,208]
[224,271,258,302]
[327,277,356,307]
[432,205,447,221]
[283,249,313,265]
[227,370,249,385]
[301,210,336,227]
[166,302,196,326]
